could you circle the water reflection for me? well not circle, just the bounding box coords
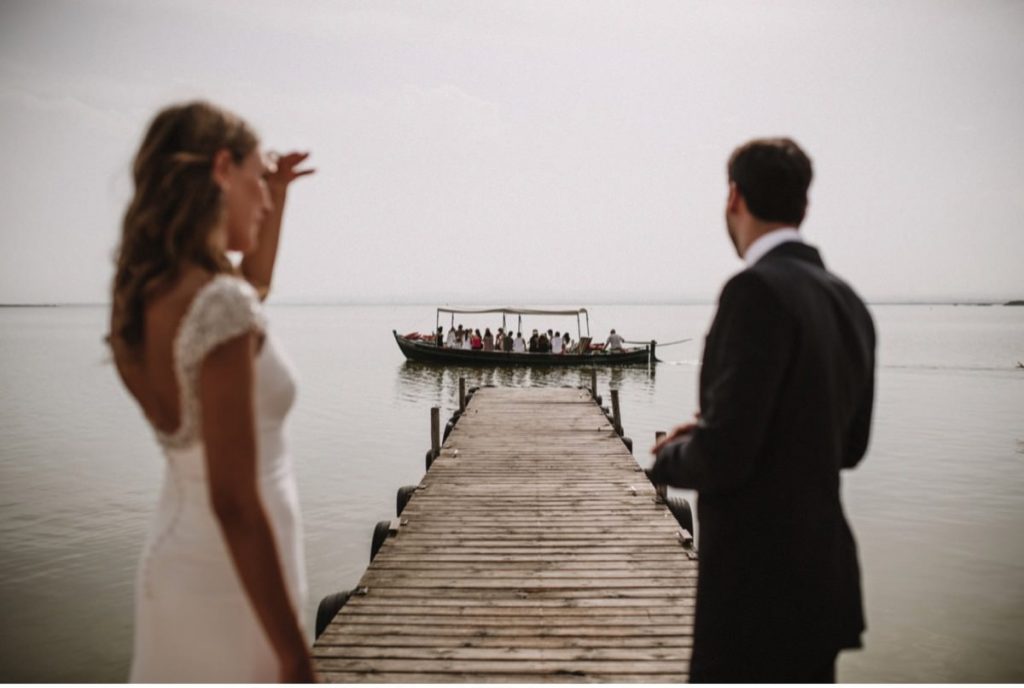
[394,360,658,405]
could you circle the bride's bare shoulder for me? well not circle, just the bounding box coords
[148,266,218,324]
[111,267,214,365]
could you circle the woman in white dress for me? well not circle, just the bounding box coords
[108,102,316,682]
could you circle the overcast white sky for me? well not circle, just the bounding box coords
[0,0,1022,304]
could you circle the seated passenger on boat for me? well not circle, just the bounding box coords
[563,332,572,352]
[483,328,494,350]
[551,331,563,354]
[503,331,515,352]
[461,328,472,350]
[606,329,625,352]
[445,326,457,348]
[528,330,539,352]
[538,331,550,352]
[436,326,444,346]
[494,328,505,350]
[471,329,483,350]
[513,332,526,353]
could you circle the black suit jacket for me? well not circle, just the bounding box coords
[650,241,875,681]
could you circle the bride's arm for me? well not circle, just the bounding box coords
[199,332,315,682]
[240,152,314,301]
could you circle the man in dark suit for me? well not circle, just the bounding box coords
[649,138,875,683]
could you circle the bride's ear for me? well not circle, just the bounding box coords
[211,149,234,191]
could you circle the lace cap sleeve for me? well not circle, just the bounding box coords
[176,275,266,369]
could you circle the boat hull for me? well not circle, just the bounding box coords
[393,331,654,366]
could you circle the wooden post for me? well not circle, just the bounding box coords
[654,430,668,500]
[430,406,440,461]
[590,369,597,399]
[458,377,466,412]
[610,389,622,435]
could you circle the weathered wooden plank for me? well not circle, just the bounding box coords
[372,553,689,563]
[401,504,663,512]
[401,514,667,521]
[344,596,695,609]
[399,515,668,522]
[317,624,693,638]
[372,543,686,554]
[315,658,690,674]
[314,645,689,662]
[404,495,657,502]
[376,528,679,536]
[393,528,679,537]
[339,604,694,617]
[367,547,686,557]
[359,571,695,582]
[368,561,697,572]
[406,489,651,496]
[359,569,696,582]
[419,473,646,479]
[354,587,695,600]
[373,540,683,550]
[319,672,685,683]
[376,537,687,546]
[332,612,691,626]
[383,526,672,537]
[356,578,696,590]
[315,634,692,649]
[395,516,667,522]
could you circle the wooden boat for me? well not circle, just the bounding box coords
[394,307,657,366]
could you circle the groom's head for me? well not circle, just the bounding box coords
[724,138,813,258]
[728,137,813,225]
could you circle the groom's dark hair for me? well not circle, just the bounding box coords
[728,137,813,226]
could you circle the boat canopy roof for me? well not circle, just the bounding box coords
[437,307,588,316]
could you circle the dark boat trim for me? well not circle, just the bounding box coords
[393,331,654,366]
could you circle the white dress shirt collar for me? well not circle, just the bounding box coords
[744,228,803,267]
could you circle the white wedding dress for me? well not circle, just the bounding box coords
[129,275,308,682]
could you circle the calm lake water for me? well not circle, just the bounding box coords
[1,304,1022,682]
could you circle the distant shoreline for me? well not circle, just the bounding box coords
[0,303,61,308]
[2,301,1023,308]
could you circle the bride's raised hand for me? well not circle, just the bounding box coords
[265,151,315,192]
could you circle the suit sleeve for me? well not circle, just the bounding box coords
[649,271,795,494]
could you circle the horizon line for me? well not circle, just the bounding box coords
[2,299,1021,308]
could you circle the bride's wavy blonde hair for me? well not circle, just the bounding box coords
[110,101,258,358]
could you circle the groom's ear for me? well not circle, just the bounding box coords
[726,182,742,214]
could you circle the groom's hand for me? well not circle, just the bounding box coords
[650,414,700,455]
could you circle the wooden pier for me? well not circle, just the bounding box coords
[313,386,697,682]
